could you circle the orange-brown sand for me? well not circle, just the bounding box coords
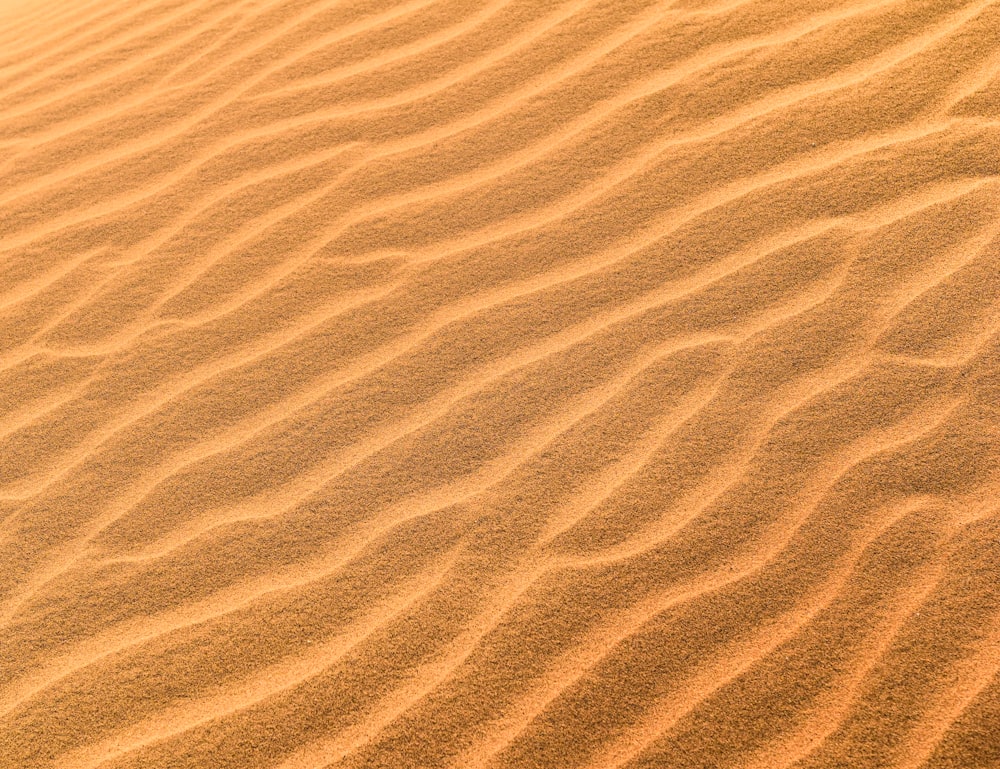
[1,0,1000,767]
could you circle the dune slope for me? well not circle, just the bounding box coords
[1,0,999,767]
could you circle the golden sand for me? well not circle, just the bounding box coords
[1,0,999,767]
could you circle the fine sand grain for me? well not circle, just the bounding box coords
[1,0,999,767]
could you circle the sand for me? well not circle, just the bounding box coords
[1,0,999,766]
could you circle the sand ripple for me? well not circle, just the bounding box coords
[1,0,999,766]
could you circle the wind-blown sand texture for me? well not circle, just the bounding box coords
[1,0,999,767]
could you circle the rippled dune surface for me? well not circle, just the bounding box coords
[1,0,999,766]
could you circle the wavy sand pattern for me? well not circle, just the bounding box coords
[1,0,1000,766]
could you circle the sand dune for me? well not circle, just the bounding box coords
[1,0,999,766]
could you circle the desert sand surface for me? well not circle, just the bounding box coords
[1,0,1000,767]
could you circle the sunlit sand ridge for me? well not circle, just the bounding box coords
[1,0,999,767]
